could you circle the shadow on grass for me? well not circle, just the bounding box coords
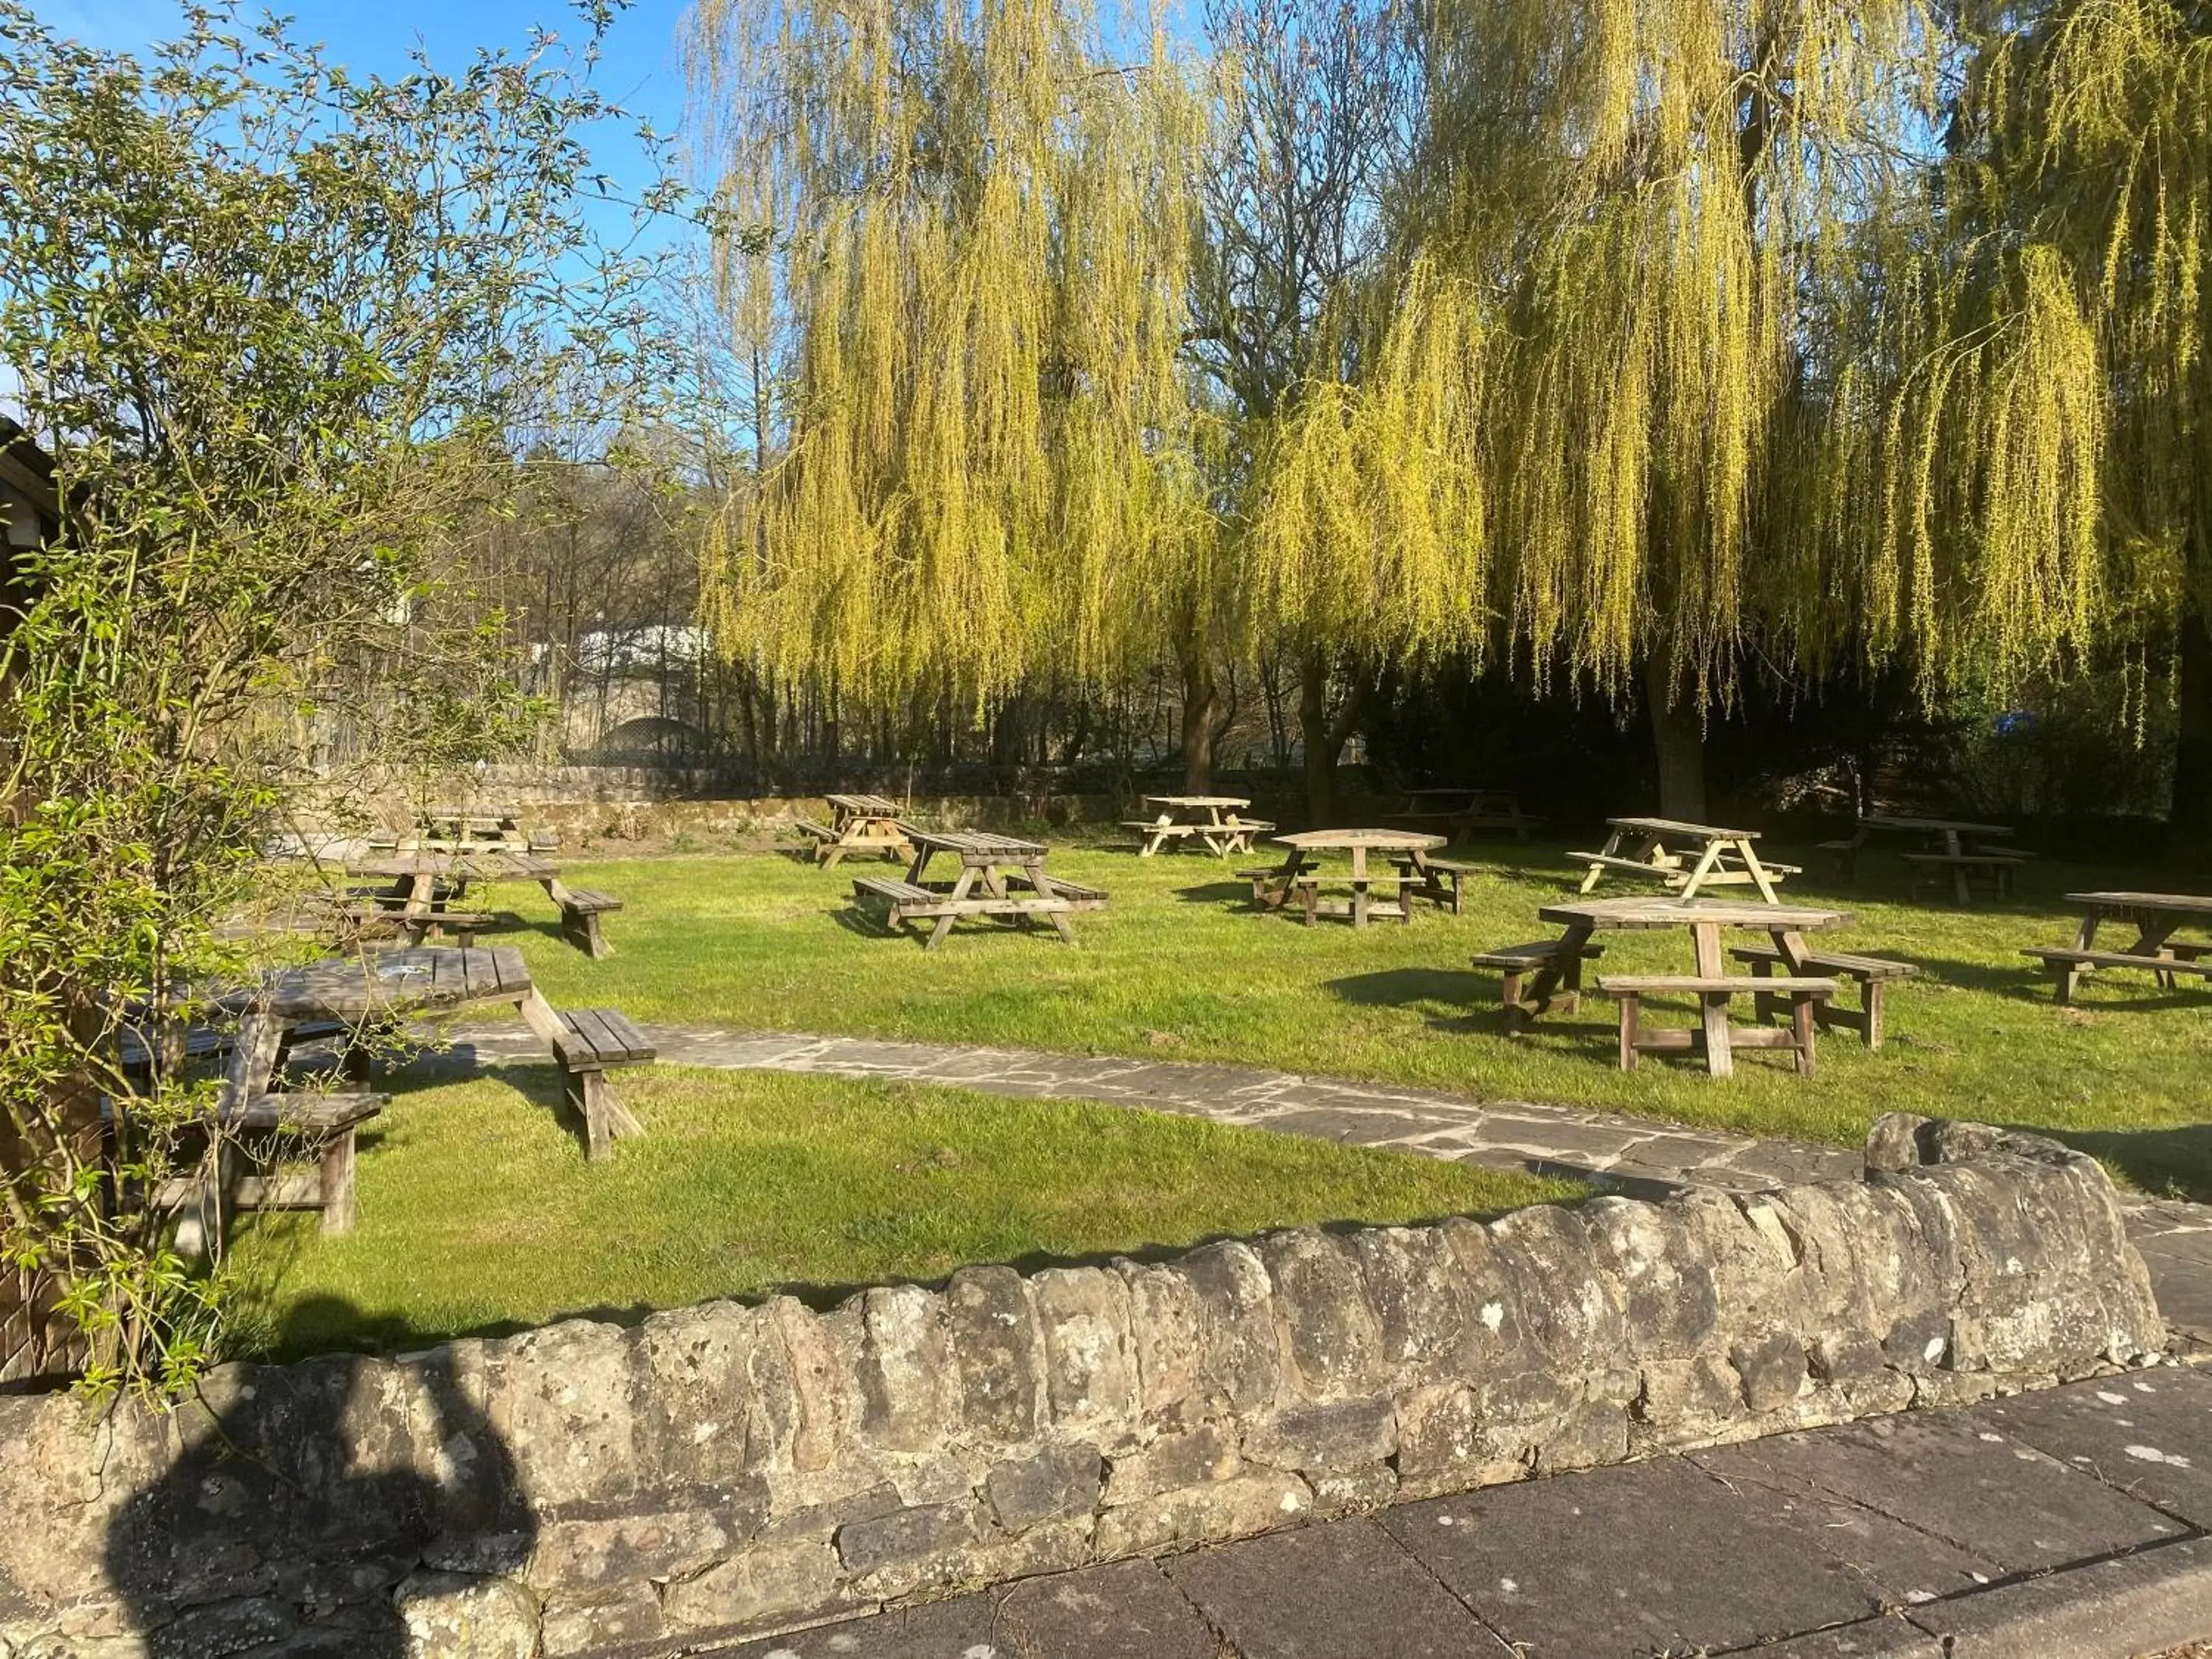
[1916,953,2212,1012]
[1172,880,1259,907]
[1323,966,1483,1011]
[2036,1124,2212,1206]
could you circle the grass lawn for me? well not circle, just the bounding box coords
[229,1066,1576,1359]
[484,835,2212,1200]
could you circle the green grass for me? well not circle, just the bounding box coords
[229,1067,1575,1359]
[484,836,2212,1200]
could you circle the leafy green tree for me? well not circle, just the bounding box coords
[0,2,661,1395]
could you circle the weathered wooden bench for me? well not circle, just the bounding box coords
[1902,851,2023,904]
[1816,838,1860,880]
[1731,944,1917,1049]
[552,1007,653,1161]
[1472,939,1604,1026]
[556,888,624,959]
[1568,851,1805,887]
[792,817,838,846]
[1596,975,1836,1077]
[159,1090,387,1256]
[852,874,1075,950]
[335,900,496,948]
[1391,855,1478,915]
[1044,877,1110,911]
[2023,945,2212,1004]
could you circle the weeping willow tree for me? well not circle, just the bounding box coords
[688,0,1211,737]
[1924,0,2212,835]
[1251,0,1950,815]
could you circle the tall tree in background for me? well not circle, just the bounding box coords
[688,0,1210,737]
[1257,0,1947,817]
[1944,0,2212,839]
[1192,0,1415,815]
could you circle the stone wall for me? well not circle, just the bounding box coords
[0,1116,2166,1659]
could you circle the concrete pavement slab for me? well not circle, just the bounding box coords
[994,1559,1218,1659]
[1696,1403,2188,1571]
[1380,1457,1884,1656]
[1164,1517,1514,1658]
[1908,1534,2212,1658]
[1964,1368,2212,1530]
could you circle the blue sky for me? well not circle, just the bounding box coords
[44,0,695,205]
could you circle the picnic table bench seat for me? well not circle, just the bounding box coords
[554,887,623,959]
[1901,850,2023,902]
[1568,851,1806,883]
[156,1089,387,1254]
[1390,852,1479,914]
[552,1007,654,1162]
[1044,878,1110,909]
[1472,939,1604,1022]
[335,900,496,947]
[1730,944,1917,1048]
[1596,975,1837,1076]
[792,817,838,844]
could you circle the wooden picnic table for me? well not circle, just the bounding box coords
[851,829,1106,949]
[2025,891,2212,1005]
[1395,786,1540,841]
[1125,795,1273,858]
[1517,897,1854,1076]
[1834,814,2025,904]
[227,945,650,1158]
[338,849,622,957]
[796,794,917,867]
[1246,829,1455,928]
[411,804,537,852]
[1569,816,1795,902]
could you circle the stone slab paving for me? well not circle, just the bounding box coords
[440,1021,2212,1343]
[711,1372,2212,1659]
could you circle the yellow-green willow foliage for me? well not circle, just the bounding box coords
[1246,257,1492,666]
[1977,0,2211,630]
[1256,0,1947,703]
[688,0,1209,709]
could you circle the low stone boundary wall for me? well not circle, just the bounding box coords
[0,1116,2166,1658]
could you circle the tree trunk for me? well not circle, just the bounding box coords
[1644,652,1708,821]
[1179,652,1221,795]
[1298,653,1368,826]
[2174,599,2212,857]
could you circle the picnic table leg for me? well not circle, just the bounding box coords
[1029,859,1077,943]
[1741,840,1781,904]
[319,1130,358,1235]
[1512,925,1595,1029]
[1578,829,1621,894]
[2125,919,2185,992]
[1618,992,1641,1071]
[1790,993,1818,1076]
[928,867,978,951]
[1691,922,1735,1077]
[1350,848,1370,928]
[1676,841,1727,902]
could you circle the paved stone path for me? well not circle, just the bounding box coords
[705,1371,2212,1658]
[447,1021,2212,1347]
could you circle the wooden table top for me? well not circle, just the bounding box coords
[1142,795,1251,810]
[828,793,905,816]
[1404,786,1514,799]
[2067,891,2212,917]
[249,945,533,1020]
[1862,814,2014,837]
[1606,816,1762,841]
[1273,829,1448,852]
[1539,897,1851,931]
[908,828,1048,857]
[347,852,560,880]
[427,804,524,822]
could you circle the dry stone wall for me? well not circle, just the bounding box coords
[0,1116,2166,1659]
